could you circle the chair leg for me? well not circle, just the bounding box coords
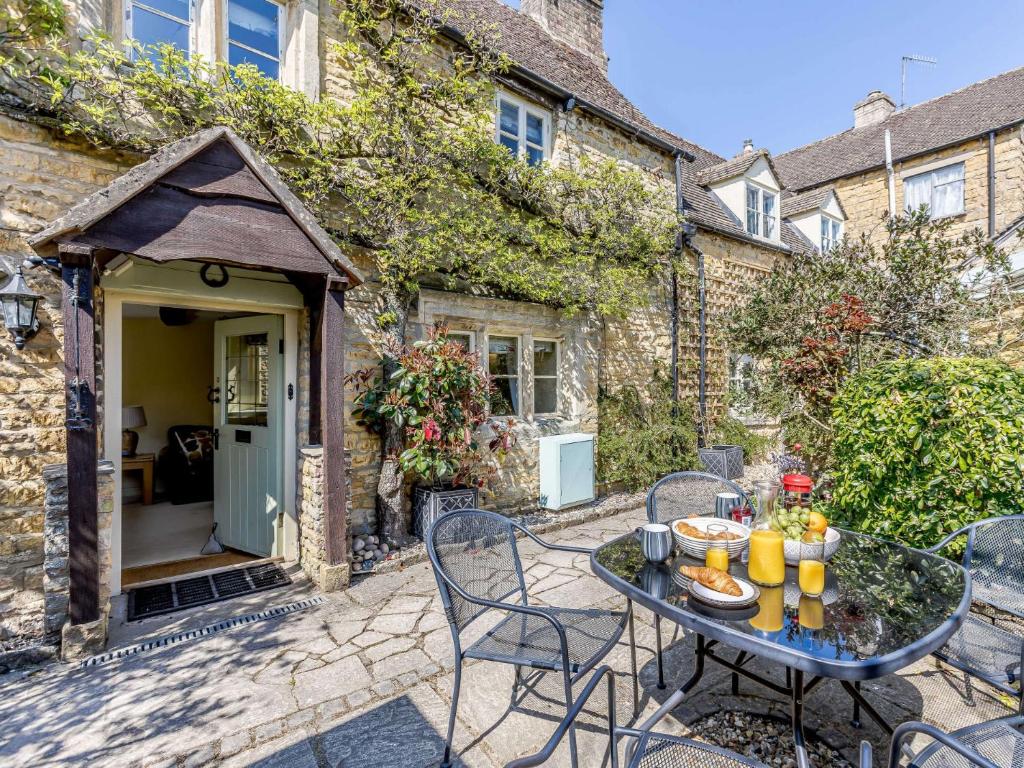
[655,614,666,690]
[850,680,861,729]
[443,655,463,768]
[627,599,639,713]
[563,665,578,768]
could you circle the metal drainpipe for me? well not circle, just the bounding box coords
[671,153,682,411]
[988,131,996,238]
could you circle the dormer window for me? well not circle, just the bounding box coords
[746,184,777,239]
[820,215,842,252]
[496,93,549,167]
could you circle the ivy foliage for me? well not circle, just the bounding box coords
[827,357,1024,549]
[3,0,680,322]
[596,366,698,492]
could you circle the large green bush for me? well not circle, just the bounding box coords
[829,357,1024,548]
[597,367,697,492]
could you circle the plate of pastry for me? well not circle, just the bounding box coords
[671,517,750,561]
[677,565,760,609]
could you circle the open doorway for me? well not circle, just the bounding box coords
[119,302,283,587]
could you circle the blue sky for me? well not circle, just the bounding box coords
[500,0,1024,158]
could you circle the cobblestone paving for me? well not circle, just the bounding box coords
[0,503,1014,768]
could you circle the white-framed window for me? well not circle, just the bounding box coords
[496,93,549,167]
[904,162,965,219]
[127,0,193,63]
[745,184,777,239]
[488,335,520,416]
[447,331,475,352]
[533,339,559,415]
[226,0,283,80]
[820,215,842,252]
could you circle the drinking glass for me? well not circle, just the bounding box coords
[705,524,730,571]
[798,539,826,596]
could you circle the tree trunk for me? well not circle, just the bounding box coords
[376,287,415,547]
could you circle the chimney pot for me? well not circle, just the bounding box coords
[853,90,896,129]
[741,139,754,155]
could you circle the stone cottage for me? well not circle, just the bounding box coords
[0,0,827,657]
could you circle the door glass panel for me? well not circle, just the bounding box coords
[225,333,269,426]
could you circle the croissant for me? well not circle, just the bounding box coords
[673,521,741,541]
[678,565,743,597]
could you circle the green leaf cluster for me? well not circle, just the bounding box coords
[826,357,1024,549]
[597,366,698,492]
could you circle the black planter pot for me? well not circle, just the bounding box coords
[412,485,479,540]
[698,444,744,480]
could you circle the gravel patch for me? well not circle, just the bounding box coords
[689,710,853,768]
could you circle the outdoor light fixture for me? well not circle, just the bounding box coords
[0,266,42,350]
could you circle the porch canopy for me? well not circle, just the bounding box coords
[30,127,363,626]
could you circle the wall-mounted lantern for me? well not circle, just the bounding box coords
[0,266,42,349]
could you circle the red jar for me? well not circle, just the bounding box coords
[781,474,813,511]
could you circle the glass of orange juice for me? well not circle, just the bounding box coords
[798,538,825,596]
[705,524,730,571]
[747,529,785,586]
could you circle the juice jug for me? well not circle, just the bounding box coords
[748,480,786,586]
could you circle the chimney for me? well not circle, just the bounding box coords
[520,0,607,71]
[853,90,896,129]
[741,139,754,156]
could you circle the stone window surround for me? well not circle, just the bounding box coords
[900,152,970,221]
[416,289,578,425]
[495,90,552,165]
[108,0,319,100]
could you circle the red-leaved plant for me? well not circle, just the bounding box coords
[347,326,516,489]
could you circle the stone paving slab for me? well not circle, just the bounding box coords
[0,502,1016,768]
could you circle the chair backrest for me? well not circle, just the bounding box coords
[427,509,527,633]
[965,514,1024,613]
[646,471,753,524]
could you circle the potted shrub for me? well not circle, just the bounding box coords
[349,326,516,542]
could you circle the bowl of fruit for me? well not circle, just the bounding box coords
[770,506,840,565]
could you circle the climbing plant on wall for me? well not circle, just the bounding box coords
[2,0,682,542]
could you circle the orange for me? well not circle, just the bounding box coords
[807,511,828,534]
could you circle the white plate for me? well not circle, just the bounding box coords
[688,576,760,609]
[671,517,750,561]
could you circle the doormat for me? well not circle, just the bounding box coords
[127,562,292,621]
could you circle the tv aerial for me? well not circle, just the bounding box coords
[901,54,938,108]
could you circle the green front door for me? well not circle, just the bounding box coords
[213,315,283,557]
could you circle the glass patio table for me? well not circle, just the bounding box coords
[592,528,971,768]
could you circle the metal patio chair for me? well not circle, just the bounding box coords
[645,471,753,689]
[506,666,1013,768]
[427,509,638,768]
[927,514,1024,712]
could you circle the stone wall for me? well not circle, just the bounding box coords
[0,115,131,646]
[297,446,352,591]
[822,125,1024,248]
[40,461,114,647]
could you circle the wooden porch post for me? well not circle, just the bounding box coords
[321,278,347,567]
[58,242,99,625]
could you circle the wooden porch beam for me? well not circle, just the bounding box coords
[321,278,347,567]
[58,242,99,625]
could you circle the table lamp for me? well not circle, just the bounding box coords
[122,405,147,457]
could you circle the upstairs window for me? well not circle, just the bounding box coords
[128,0,192,62]
[745,184,777,239]
[496,94,549,167]
[905,162,965,219]
[820,215,842,252]
[227,0,282,80]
